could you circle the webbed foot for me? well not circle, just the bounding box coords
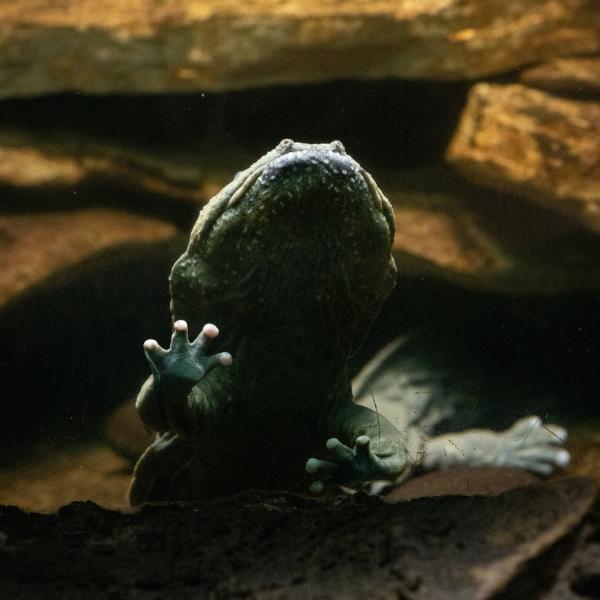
[424,415,570,476]
[305,436,407,494]
[489,415,570,476]
[144,320,232,389]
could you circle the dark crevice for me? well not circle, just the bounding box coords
[0,180,200,230]
[0,79,471,170]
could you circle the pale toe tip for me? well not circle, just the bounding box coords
[310,481,324,494]
[557,449,571,467]
[203,323,219,337]
[219,352,233,366]
[144,339,158,350]
[305,458,320,474]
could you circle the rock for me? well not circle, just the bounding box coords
[470,479,598,599]
[1,1,599,96]
[0,209,177,310]
[447,83,600,234]
[557,517,600,599]
[0,131,228,203]
[386,167,600,294]
[386,467,540,502]
[521,56,600,96]
[503,486,600,597]
[0,479,596,598]
[560,424,600,486]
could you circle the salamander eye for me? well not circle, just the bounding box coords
[278,138,293,149]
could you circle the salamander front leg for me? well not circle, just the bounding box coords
[136,320,232,436]
[306,436,409,493]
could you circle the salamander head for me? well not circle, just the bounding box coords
[171,140,396,355]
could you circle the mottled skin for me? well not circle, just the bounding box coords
[129,140,570,505]
[130,140,402,504]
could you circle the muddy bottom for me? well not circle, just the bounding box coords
[0,479,598,599]
[1,429,600,599]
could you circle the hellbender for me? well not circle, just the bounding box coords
[130,140,569,504]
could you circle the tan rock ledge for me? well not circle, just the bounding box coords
[1,0,600,96]
[0,131,229,203]
[521,56,600,96]
[0,209,177,309]
[385,167,600,295]
[446,83,600,234]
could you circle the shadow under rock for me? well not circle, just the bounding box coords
[0,237,186,461]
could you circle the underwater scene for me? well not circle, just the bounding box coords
[1,1,600,598]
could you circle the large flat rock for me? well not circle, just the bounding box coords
[0,479,596,599]
[1,1,600,96]
[386,167,600,294]
[446,83,600,234]
[0,131,227,203]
